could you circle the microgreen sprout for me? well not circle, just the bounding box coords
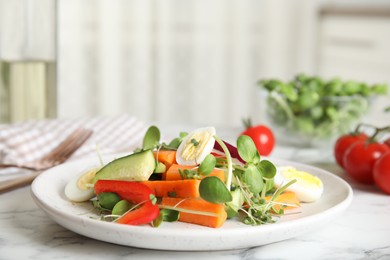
[191,138,200,147]
[150,194,157,205]
[213,135,233,189]
[178,168,200,179]
[163,132,188,150]
[264,179,297,213]
[152,208,180,227]
[177,155,216,180]
[198,154,216,176]
[138,126,188,152]
[159,204,220,217]
[142,125,161,150]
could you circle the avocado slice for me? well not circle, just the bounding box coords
[154,162,166,174]
[93,150,156,184]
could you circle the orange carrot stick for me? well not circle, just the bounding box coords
[164,164,225,182]
[265,191,300,211]
[153,150,177,169]
[204,168,225,182]
[160,197,227,228]
[141,179,200,198]
[163,164,193,180]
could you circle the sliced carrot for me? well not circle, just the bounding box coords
[163,164,193,180]
[265,191,300,211]
[160,197,227,228]
[205,168,225,182]
[153,150,177,169]
[164,164,225,182]
[141,179,200,198]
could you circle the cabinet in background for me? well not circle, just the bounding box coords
[317,9,390,125]
[318,11,390,84]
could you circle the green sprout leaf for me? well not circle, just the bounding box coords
[198,154,216,176]
[152,212,163,227]
[179,169,199,179]
[162,132,188,150]
[112,200,132,216]
[225,189,245,218]
[166,138,181,149]
[161,209,180,222]
[149,194,157,205]
[143,126,161,150]
[257,160,277,179]
[264,178,275,193]
[237,135,260,163]
[199,176,232,204]
[243,164,263,195]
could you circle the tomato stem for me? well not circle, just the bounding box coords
[369,125,390,142]
[242,118,253,129]
[354,123,376,134]
[353,123,390,142]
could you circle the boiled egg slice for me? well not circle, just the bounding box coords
[176,127,216,166]
[65,167,100,202]
[274,166,323,203]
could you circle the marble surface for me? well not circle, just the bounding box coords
[1,128,390,259]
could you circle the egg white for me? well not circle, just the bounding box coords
[65,167,99,202]
[176,127,216,166]
[274,166,323,203]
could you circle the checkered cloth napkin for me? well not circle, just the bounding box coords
[0,115,147,176]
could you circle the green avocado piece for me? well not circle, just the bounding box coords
[93,150,156,184]
[154,162,166,173]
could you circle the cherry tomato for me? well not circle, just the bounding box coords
[240,125,275,156]
[334,133,368,168]
[343,141,390,184]
[373,152,390,194]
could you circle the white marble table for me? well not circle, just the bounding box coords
[1,126,390,259]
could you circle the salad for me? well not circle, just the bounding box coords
[64,126,324,228]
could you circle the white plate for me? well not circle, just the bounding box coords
[31,155,353,251]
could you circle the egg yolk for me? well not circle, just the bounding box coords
[77,168,98,190]
[282,167,322,189]
[180,131,212,162]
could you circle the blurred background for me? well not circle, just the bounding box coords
[1,0,390,128]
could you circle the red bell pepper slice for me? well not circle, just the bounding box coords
[116,200,159,225]
[94,180,160,225]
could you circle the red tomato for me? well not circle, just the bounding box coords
[334,133,368,168]
[240,125,275,156]
[373,152,390,194]
[343,141,390,184]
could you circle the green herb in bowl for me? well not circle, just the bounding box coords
[258,74,388,147]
